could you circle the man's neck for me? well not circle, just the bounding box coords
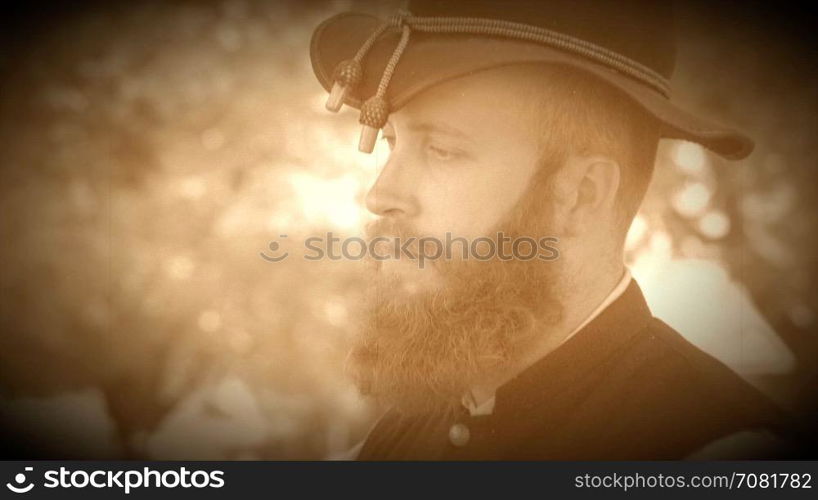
[468,263,629,409]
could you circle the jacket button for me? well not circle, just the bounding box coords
[448,423,470,447]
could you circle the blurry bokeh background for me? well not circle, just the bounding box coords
[0,0,816,459]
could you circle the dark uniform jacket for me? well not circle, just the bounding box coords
[358,280,796,460]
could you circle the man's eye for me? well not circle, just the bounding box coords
[427,144,455,161]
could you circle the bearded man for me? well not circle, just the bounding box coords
[310,0,802,459]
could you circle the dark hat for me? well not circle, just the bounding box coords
[310,0,753,158]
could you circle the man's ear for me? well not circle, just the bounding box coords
[559,155,621,236]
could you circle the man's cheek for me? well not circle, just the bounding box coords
[415,184,485,235]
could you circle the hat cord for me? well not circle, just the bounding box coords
[323,22,392,114]
[356,23,412,153]
[403,16,670,97]
[327,14,672,153]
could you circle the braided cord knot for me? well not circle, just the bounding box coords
[332,59,363,88]
[359,96,390,128]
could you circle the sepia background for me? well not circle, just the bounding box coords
[0,0,816,459]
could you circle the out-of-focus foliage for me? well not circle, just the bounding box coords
[0,0,815,458]
[636,4,818,409]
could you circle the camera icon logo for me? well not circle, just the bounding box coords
[6,467,34,494]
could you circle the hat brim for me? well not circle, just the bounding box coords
[310,13,754,160]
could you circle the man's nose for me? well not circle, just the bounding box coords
[365,157,418,217]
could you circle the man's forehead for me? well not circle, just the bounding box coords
[391,66,540,130]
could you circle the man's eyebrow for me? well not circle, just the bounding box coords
[406,121,472,141]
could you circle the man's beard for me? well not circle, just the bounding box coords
[348,168,564,415]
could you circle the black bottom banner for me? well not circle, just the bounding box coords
[1,461,816,499]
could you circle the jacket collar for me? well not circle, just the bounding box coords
[493,279,654,415]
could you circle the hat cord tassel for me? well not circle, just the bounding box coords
[357,22,411,153]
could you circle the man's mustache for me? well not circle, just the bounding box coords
[365,218,419,240]
[365,218,454,265]
[365,218,421,261]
